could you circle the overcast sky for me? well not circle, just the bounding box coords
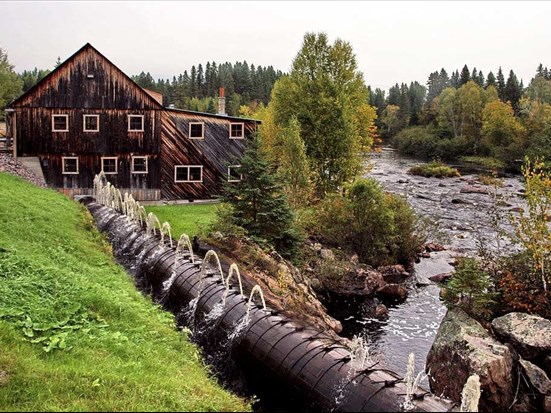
[2,1,551,91]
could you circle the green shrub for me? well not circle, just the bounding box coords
[408,161,460,178]
[305,178,424,267]
[443,258,496,321]
[391,126,468,161]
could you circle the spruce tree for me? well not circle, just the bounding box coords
[505,70,522,113]
[460,64,471,85]
[451,70,460,88]
[486,71,497,88]
[497,67,506,100]
[221,135,301,259]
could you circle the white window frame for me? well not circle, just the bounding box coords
[62,156,79,175]
[227,165,242,182]
[229,122,245,140]
[131,156,148,174]
[101,157,118,175]
[128,115,144,132]
[174,165,203,183]
[52,114,69,132]
[83,114,99,132]
[189,122,205,140]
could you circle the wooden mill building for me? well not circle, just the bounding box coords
[5,43,259,201]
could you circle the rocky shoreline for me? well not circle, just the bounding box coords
[427,308,551,412]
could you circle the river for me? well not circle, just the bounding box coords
[340,148,526,379]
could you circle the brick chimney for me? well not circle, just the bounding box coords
[218,87,226,116]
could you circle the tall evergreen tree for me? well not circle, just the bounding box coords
[496,67,506,100]
[221,135,301,258]
[451,70,460,88]
[460,64,471,85]
[486,71,496,88]
[505,70,523,113]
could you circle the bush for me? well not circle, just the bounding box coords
[443,258,496,321]
[305,178,424,267]
[408,161,460,178]
[391,126,468,161]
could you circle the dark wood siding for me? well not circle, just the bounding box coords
[160,111,258,200]
[13,45,161,110]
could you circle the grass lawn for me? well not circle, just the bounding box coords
[0,173,249,412]
[145,203,218,239]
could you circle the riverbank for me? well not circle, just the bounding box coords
[0,172,249,412]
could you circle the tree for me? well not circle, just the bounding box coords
[268,32,376,195]
[482,100,524,153]
[496,67,506,100]
[276,117,313,208]
[221,135,301,259]
[0,48,22,120]
[486,71,497,88]
[505,70,523,113]
[382,104,401,135]
[54,56,62,68]
[460,64,471,86]
[511,159,551,291]
[443,258,496,320]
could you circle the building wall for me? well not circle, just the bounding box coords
[160,110,258,200]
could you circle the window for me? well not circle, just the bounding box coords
[83,115,99,132]
[132,156,148,174]
[189,122,204,139]
[62,157,78,174]
[228,165,242,182]
[52,114,68,132]
[101,157,118,174]
[128,115,144,132]
[229,123,244,139]
[174,165,203,183]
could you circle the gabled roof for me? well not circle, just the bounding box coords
[9,43,164,109]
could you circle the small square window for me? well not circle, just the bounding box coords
[230,123,244,139]
[83,115,99,132]
[52,115,68,132]
[175,165,203,183]
[128,115,144,132]
[189,123,204,139]
[228,165,242,182]
[101,157,118,174]
[62,157,78,174]
[132,156,148,174]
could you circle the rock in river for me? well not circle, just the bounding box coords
[426,308,514,411]
[377,283,408,301]
[492,312,551,360]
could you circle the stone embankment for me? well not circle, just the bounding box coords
[0,154,46,188]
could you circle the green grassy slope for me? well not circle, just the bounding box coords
[145,204,217,239]
[0,173,249,412]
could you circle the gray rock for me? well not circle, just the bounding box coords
[451,198,473,205]
[492,313,551,359]
[519,359,551,395]
[426,308,514,411]
[429,272,453,283]
[377,264,410,284]
[374,304,388,318]
[460,185,489,194]
[544,355,551,377]
[319,248,335,261]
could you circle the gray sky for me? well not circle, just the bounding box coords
[2,1,551,91]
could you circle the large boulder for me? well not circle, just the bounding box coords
[519,359,551,396]
[492,313,551,360]
[426,308,514,411]
[377,283,408,301]
[377,264,410,284]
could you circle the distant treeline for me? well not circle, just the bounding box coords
[131,62,283,116]
[370,63,551,171]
